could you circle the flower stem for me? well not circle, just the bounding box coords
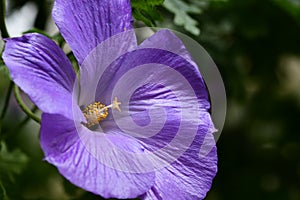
[0,81,13,137]
[17,106,38,129]
[14,85,41,124]
[0,0,9,38]
[0,81,13,119]
[0,180,9,200]
[0,0,11,138]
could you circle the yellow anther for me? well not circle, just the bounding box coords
[81,97,121,128]
[82,102,108,128]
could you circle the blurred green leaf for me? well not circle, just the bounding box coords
[0,38,4,54]
[163,0,227,35]
[51,32,66,48]
[0,0,9,38]
[163,0,202,35]
[131,0,164,26]
[0,180,9,200]
[0,142,28,182]
[22,28,50,37]
[272,0,300,25]
[0,63,10,77]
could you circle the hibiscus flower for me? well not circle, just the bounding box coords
[2,0,217,199]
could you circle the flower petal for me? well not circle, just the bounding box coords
[139,29,196,65]
[95,30,209,108]
[102,83,217,199]
[143,155,217,200]
[141,117,217,200]
[78,29,137,106]
[95,30,217,199]
[40,113,155,199]
[2,33,77,120]
[53,0,135,64]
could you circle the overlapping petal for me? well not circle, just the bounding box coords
[95,30,209,109]
[78,29,137,106]
[141,117,217,200]
[53,0,135,65]
[2,33,78,120]
[40,113,156,199]
[143,153,217,199]
[95,30,217,199]
[140,30,197,66]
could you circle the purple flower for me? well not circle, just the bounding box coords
[2,0,218,199]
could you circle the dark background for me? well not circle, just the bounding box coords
[0,0,299,199]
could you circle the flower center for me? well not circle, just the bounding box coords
[82,97,121,128]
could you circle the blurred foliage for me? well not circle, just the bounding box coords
[6,0,51,30]
[0,64,9,78]
[0,0,9,38]
[131,0,164,26]
[195,0,300,200]
[272,0,300,25]
[131,0,226,35]
[0,142,28,181]
[163,0,227,35]
[164,0,203,35]
[0,0,300,199]
[0,142,28,200]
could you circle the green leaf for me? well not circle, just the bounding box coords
[272,0,300,26]
[163,0,227,35]
[0,37,4,54]
[51,32,66,48]
[22,28,50,37]
[131,0,164,8]
[0,62,10,77]
[0,180,9,200]
[131,0,164,26]
[163,0,202,35]
[0,0,9,38]
[0,142,29,182]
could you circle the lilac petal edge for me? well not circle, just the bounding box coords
[53,0,135,65]
[2,33,78,120]
[40,113,156,199]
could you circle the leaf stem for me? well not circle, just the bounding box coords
[0,81,13,137]
[14,85,41,124]
[17,106,39,129]
[0,180,9,200]
[0,81,13,119]
[0,0,9,38]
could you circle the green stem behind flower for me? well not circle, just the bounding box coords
[0,81,13,119]
[0,81,13,137]
[0,180,9,200]
[14,85,41,124]
[0,0,9,38]
[17,106,39,130]
[0,0,11,138]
